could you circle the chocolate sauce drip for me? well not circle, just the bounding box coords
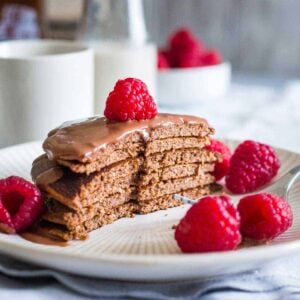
[31,154,64,188]
[21,231,68,247]
[43,113,208,162]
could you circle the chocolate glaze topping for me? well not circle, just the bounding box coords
[43,113,208,162]
[31,155,64,187]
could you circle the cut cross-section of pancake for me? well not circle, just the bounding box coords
[31,113,222,241]
[37,184,219,241]
[143,148,220,171]
[139,162,215,186]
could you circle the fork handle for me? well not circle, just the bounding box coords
[266,165,300,199]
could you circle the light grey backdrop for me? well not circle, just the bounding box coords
[144,0,300,76]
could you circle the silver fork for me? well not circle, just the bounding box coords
[174,165,300,205]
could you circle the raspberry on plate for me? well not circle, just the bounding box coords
[226,140,280,194]
[104,78,157,122]
[0,176,43,233]
[238,193,293,240]
[0,201,15,234]
[205,139,231,181]
[175,195,241,253]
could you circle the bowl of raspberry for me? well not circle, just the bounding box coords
[157,27,231,105]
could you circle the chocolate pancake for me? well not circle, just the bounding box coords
[139,162,215,186]
[32,113,220,241]
[36,184,220,241]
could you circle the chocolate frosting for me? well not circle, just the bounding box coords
[31,154,64,187]
[43,113,208,162]
[21,231,68,247]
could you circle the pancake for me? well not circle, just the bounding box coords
[31,113,220,241]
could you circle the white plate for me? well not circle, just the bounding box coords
[0,140,299,282]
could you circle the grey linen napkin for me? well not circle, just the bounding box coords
[0,254,300,300]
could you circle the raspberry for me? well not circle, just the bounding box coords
[175,195,241,253]
[205,139,231,181]
[104,78,157,122]
[200,49,222,66]
[218,195,241,225]
[169,27,203,53]
[238,193,293,240]
[176,48,203,68]
[0,176,43,233]
[0,201,15,234]
[168,27,204,68]
[226,140,280,194]
[157,50,170,69]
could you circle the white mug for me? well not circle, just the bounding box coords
[0,40,94,148]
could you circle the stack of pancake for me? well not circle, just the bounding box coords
[31,113,220,241]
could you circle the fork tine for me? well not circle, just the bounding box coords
[260,165,300,199]
[175,166,300,206]
[174,194,197,205]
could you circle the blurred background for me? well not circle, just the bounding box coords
[146,0,300,76]
[0,0,299,151]
[2,0,299,76]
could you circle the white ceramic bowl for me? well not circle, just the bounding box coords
[157,62,231,105]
